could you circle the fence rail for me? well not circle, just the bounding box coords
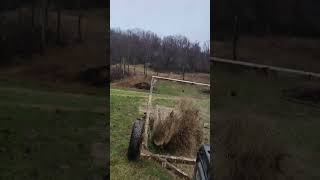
[211,57,320,79]
[152,76,211,87]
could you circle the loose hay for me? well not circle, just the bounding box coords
[151,99,203,157]
[213,112,299,180]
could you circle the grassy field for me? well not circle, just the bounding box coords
[110,78,210,179]
[111,64,210,84]
[213,64,320,179]
[110,91,172,179]
[0,8,109,180]
[0,80,107,180]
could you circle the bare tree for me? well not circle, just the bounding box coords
[56,5,61,44]
[110,28,210,74]
[232,15,239,60]
[40,0,48,54]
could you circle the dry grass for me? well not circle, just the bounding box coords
[213,112,300,180]
[111,64,210,85]
[151,99,203,157]
[112,76,151,89]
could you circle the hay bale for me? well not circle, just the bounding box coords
[151,99,203,156]
[150,105,175,146]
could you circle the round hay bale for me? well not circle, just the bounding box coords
[151,100,203,157]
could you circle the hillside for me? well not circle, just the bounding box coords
[0,8,108,88]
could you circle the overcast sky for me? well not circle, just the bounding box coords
[110,0,210,44]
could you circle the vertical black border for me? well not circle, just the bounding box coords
[210,0,214,178]
[106,0,111,179]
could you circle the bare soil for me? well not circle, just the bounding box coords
[134,82,151,90]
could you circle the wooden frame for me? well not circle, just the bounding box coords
[141,75,210,179]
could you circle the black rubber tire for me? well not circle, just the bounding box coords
[128,120,144,161]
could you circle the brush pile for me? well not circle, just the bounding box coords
[150,99,202,157]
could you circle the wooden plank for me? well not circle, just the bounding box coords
[144,153,196,165]
[152,76,210,87]
[143,77,156,148]
[141,153,191,179]
[211,57,320,78]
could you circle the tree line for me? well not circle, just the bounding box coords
[110,28,210,75]
[213,0,320,38]
[0,0,107,64]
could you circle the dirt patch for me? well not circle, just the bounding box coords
[151,99,202,157]
[134,82,151,90]
[112,76,151,89]
[79,66,108,87]
[282,83,320,104]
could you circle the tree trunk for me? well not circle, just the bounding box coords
[232,15,239,60]
[127,63,129,73]
[31,0,35,30]
[56,7,61,44]
[77,13,82,42]
[45,2,49,43]
[133,58,136,75]
[40,0,48,55]
[122,58,125,77]
[145,62,148,77]
[182,65,185,80]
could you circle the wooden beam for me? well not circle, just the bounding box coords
[142,77,156,148]
[152,76,210,87]
[142,153,196,165]
[141,153,192,179]
[211,57,320,78]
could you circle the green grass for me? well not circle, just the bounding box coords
[110,79,211,179]
[154,80,209,98]
[152,98,177,108]
[0,80,107,180]
[110,94,172,180]
[0,87,105,111]
[213,64,320,179]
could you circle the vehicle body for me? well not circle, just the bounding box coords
[193,144,210,180]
